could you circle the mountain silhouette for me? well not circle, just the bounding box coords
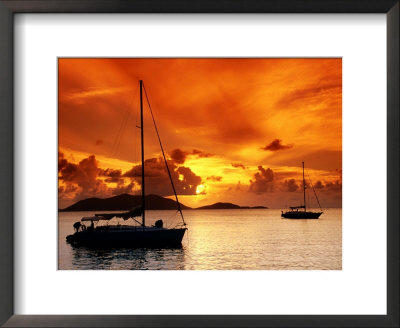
[60,194,268,211]
[60,194,191,211]
[196,202,268,210]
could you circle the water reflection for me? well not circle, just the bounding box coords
[60,209,342,270]
[70,244,186,270]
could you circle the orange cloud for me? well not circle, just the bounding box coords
[261,139,294,152]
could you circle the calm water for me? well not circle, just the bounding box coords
[58,209,341,270]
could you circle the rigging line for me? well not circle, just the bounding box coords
[114,89,138,157]
[110,98,131,157]
[165,211,180,229]
[109,86,138,158]
[142,83,186,226]
[130,217,142,226]
[117,105,135,156]
[306,171,323,211]
[109,107,128,157]
[112,109,130,157]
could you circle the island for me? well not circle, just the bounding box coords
[59,193,268,211]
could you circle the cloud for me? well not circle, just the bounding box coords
[123,157,202,196]
[308,179,342,192]
[277,81,342,108]
[207,176,222,182]
[249,166,274,193]
[58,153,203,208]
[95,139,104,146]
[58,153,140,207]
[62,86,130,104]
[59,153,101,189]
[176,166,202,195]
[58,152,68,172]
[170,148,187,164]
[281,179,299,192]
[101,168,122,177]
[231,163,246,170]
[100,168,123,183]
[58,153,111,203]
[314,180,324,189]
[322,180,342,192]
[169,148,214,164]
[111,182,136,195]
[261,139,293,152]
[191,149,213,158]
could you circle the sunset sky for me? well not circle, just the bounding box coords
[58,58,342,209]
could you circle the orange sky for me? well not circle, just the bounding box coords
[58,58,342,209]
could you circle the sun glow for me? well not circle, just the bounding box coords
[196,184,206,194]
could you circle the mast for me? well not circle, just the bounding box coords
[142,83,187,227]
[302,161,306,212]
[140,80,145,226]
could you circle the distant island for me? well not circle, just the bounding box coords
[196,202,267,210]
[59,194,268,211]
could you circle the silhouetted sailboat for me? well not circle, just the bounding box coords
[66,80,187,247]
[281,162,323,219]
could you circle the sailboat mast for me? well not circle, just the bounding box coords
[302,161,306,212]
[140,80,145,227]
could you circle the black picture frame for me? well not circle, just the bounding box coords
[0,1,398,327]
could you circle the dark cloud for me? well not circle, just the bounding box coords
[281,179,299,192]
[169,148,213,164]
[176,166,202,195]
[123,157,202,196]
[191,149,213,158]
[306,180,342,195]
[100,168,123,183]
[58,184,78,194]
[311,180,341,192]
[59,153,202,206]
[170,148,187,164]
[261,139,293,152]
[112,181,136,195]
[95,139,104,146]
[59,154,101,190]
[101,168,122,177]
[249,166,274,193]
[58,154,138,207]
[314,180,324,189]
[323,180,342,192]
[123,158,168,178]
[58,154,112,205]
[207,176,222,182]
[231,163,246,170]
[58,152,68,172]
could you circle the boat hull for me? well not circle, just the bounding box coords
[66,227,187,248]
[281,211,322,219]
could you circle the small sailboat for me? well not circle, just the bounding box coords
[281,162,323,219]
[66,80,187,247]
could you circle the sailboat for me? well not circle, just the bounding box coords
[281,162,323,219]
[66,80,187,247]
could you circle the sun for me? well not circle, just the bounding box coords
[196,184,206,194]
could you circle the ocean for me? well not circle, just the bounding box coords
[58,208,341,270]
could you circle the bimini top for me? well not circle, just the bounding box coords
[289,205,306,210]
[81,206,143,222]
[81,216,107,222]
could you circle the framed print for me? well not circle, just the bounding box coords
[0,0,398,327]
